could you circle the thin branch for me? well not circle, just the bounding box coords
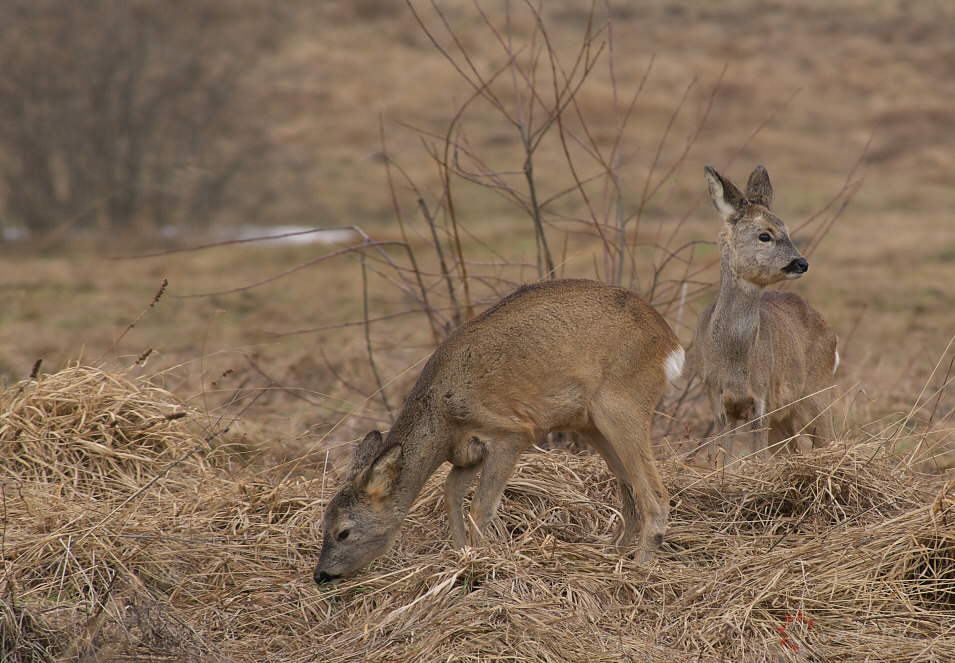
[360,255,394,420]
[95,278,167,362]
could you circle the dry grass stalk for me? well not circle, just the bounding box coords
[2,365,953,662]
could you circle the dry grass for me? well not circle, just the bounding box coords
[2,364,953,662]
[0,364,197,490]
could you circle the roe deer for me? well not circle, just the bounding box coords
[694,165,838,465]
[314,279,684,583]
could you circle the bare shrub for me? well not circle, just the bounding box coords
[395,1,715,318]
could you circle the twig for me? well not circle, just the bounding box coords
[361,255,394,420]
[95,278,167,362]
[379,115,444,345]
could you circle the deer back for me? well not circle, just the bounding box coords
[422,279,682,435]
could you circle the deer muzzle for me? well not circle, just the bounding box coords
[783,257,809,274]
[314,568,342,585]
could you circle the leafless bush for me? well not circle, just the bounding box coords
[0,0,283,238]
[393,0,715,323]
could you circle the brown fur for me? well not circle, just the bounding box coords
[315,279,684,583]
[695,165,838,465]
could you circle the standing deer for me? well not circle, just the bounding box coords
[315,279,684,584]
[694,165,838,465]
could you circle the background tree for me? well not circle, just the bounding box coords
[0,0,286,238]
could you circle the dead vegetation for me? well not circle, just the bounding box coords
[2,364,953,662]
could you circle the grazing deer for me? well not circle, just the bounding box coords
[314,279,684,584]
[694,165,838,465]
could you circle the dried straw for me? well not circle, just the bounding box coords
[2,365,953,662]
[1,364,200,492]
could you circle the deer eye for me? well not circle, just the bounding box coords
[337,529,350,542]
[758,232,773,243]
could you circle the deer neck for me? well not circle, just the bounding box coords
[710,259,765,357]
[386,394,451,515]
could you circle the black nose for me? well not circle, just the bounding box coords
[784,257,808,274]
[315,570,338,585]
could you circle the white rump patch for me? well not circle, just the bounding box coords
[664,347,686,384]
[833,349,840,376]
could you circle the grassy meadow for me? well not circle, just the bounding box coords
[2,1,955,661]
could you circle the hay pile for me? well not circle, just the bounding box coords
[1,365,199,489]
[2,365,954,662]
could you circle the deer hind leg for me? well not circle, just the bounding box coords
[587,396,669,563]
[626,445,670,563]
[578,426,637,550]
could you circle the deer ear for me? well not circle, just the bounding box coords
[744,165,773,208]
[704,165,746,222]
[346,431,389,482]
[360,445,403,500]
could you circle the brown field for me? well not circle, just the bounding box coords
[2,1,955,661]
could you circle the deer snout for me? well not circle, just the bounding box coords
[783,257,808,274]
[314,569,341,586]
